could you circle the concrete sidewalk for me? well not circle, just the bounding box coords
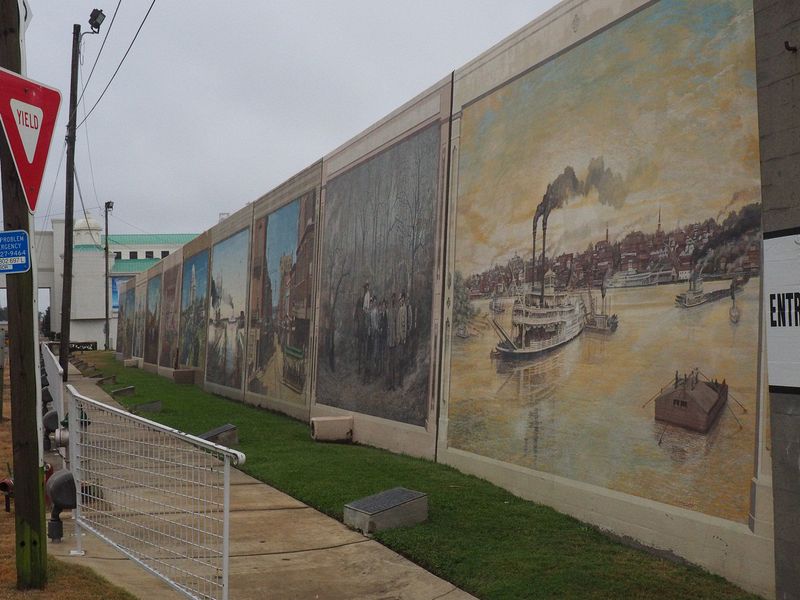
[49,373,476,600]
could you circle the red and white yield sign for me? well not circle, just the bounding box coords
[0,67,61,213]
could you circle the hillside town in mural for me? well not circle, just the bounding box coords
[247,192,316,403]
[132,288,145,358]
[144,275,162,364]
[117,285,135,358]
[317,125,440,426]
[448,0,760,522]
[158,264,181,369]
[179,250,209,369]
[207,229,250,389]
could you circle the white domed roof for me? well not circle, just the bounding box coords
[74,215,103,246]
[74,216,102,232]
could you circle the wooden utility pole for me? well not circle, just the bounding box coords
[0,0,47,588]
[58,23,80,379]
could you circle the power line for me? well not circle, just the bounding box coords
[109,212,154,235]
[79,62,103,212]
[73,167,102,247]
[77,0,157,130]
[35,140,67,249]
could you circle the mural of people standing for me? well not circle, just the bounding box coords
[316,124,440,426]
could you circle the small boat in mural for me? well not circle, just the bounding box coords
[489,295,505,314]
[491,270,586,358]
[583,284,618,334]
[729,285,740,324]
[653,369,728,434]
[675,272,748,308]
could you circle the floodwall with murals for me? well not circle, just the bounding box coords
[112,0,772,594]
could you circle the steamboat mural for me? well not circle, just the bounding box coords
[247,192,316,404]
[179,250,209,369]
[448,0,760,522]
[207,229,250,389]
[144,274,162,364]
[317,125,440,426]
[159,264,181,369]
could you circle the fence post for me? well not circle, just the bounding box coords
[67,387,83,557]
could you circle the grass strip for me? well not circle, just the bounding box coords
[82,351,759,600]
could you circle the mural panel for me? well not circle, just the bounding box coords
[448,0,760,522]
[118,285,136,358]
[247,192,316,404]
[179,250,209,369]
[206,228,250,389]
[111,276,132,311]
[317,125,440,426]
[144,274,162,364]
[159,264,182,368]
[132,284,145,358]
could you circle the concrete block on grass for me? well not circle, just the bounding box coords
[97,375,117,385]
[130,400,162,414]
[199,424,238,447]
[111,386,136,397]
[344,487,428,534]
[122,359,138,368]
[311,416,353,442]
[172,369,195,384]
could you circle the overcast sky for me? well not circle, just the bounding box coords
[20,1,557,236]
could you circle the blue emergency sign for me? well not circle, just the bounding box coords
[0,229,30,274]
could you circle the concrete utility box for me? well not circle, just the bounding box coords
[310,416,353,442]
[344,487,428,534]
[199,424,238,447]
[172,369,195,384]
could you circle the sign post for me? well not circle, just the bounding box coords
[0,0,60,588]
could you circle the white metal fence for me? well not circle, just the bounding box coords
[41,342,64,420]
[65,384,245,600]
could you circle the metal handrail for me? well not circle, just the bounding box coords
[65,384,246,466]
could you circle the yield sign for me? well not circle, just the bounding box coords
[0,67,61,213]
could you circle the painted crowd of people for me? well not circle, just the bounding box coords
[355,282,414,390]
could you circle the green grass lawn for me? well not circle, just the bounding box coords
[78,351,759,600]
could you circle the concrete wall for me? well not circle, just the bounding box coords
[437,0,773,596]
[754,0,800,597]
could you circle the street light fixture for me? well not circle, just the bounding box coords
[88,9,105,33]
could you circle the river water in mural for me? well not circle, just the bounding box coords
[449,279,758,522]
